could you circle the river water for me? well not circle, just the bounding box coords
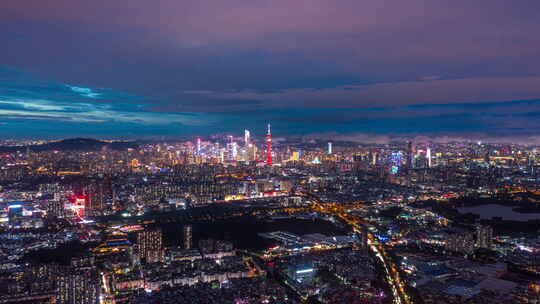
[458,204,540,221]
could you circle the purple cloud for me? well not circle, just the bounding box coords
[1,0,540,136]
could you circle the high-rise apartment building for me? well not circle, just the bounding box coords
[475,224,493,249]
[47,198,65,218]
[137,228,164,264]
[445,230,474,255]
[183,224,193,250]
[56,267,99,304]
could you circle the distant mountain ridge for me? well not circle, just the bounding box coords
[0,138,138,152]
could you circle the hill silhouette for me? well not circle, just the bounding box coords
[0,138,138,152]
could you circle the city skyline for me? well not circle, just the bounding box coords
[2,2,540,302]
[1,1,540,138]
[0,124,539,303]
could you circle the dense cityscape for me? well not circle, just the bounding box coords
[2,0,540,302]
[0,127,538,304]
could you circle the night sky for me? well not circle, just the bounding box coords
[1,0,540,139]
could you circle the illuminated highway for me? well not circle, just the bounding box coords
[301,191,413,304]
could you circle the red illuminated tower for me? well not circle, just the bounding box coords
[266,123,273,166]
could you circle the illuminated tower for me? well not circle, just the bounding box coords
[227,135,236,161]
[426,145,432,168]
[407,141,415,169]
[244,130,250,146]
[232,142,238,160]
[196,137,201,154]
[328,142,332,154]
[266,124,273,166]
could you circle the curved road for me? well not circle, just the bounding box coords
[301,191,414,304]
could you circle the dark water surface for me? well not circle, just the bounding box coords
[160,216,348,251]
[458,204,540,221]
